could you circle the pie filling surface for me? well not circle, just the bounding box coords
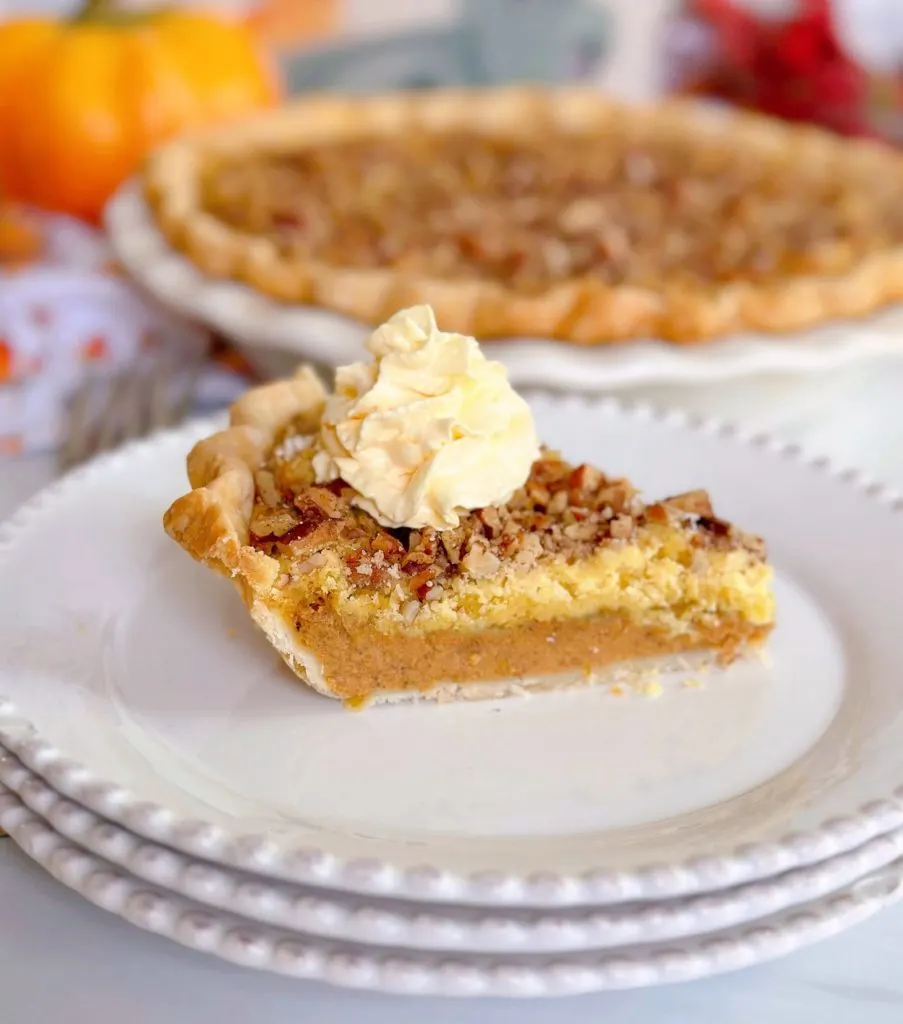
[200,129,903,295]
[146,91,903,342]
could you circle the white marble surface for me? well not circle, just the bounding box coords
[4,358,903,1022]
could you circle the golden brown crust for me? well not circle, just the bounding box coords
[162,367,327,596]
[144,87,903,345]
[163,364,359,701]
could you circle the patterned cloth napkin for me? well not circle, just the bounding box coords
[0,206,255,457]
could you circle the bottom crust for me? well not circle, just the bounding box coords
[249,596,772,704]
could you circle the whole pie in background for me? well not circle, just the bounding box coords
[144,88,903,345]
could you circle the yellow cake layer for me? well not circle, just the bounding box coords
[272,521,774,637]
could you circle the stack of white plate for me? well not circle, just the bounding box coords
[2,393,903,998]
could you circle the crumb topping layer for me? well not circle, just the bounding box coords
[249,429,768,621]
[200,129,903,293]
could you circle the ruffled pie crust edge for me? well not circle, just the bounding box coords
[161,366,346,699]
[144,87,903,345]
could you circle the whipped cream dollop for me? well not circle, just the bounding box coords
[311,305,540,531]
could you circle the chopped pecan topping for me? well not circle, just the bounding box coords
[250,504,301,540]
[200,129,903,292]
[563,519,597,542]
[512,531,543,570]
[462,539,502,579]
[698,515,731,538]
[609,514,635,540]
[440,527,466,565]
[251,496,345,557]
[290,497,330,535]
[477,506,504,538]
[568,463,603,497]
[257,441,766,601]
[372,532,406,558]
[408,569,438,600]
[254,469,282,508]
[305,486,346,519]
[665,489,714,517]
[644,502,671,525]
[598,482,634,515]
[546,490,569,516]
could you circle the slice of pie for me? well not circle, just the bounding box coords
[144,87,903,345]
[164,306,774,705]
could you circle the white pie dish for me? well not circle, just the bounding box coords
[4,753,903,955]
[1,394,903,906]
[106,180,903,390]
[2,787,902,997]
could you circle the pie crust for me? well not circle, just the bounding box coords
[163,368,774,705]
[144,88,903,345]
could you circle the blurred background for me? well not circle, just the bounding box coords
[7,1,903,122]
[4,0,903,470]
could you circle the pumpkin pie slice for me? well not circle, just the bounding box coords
[145,87,903,344]
[163,307,774,706]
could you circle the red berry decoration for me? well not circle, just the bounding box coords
[688,0,872,137]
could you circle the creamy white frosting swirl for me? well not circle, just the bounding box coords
[311,305,539,530]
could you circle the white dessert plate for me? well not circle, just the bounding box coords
[5,752,903,955]
[2,395,903,907]
[2,788,902,998]
[107,181,903,390]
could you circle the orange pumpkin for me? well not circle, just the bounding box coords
[0,1,281,224]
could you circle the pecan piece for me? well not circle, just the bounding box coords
[290,497,329,534]
[497,520,525,556]
[402,557,433,576]
[250,503,300,540]
[372,532,406,559]
[440,527,466,565]
[462,539,502,579]
[596,482,634,515]
[547,489,569,516]
[644,502,670,525]
[697,515,731,538]
[408,528,440,561]
[306,486,346,519]
[563,519,596,542]
[665,489,714,517]
[609,514,635,540]
[525,481,551,507]
[254,469,281,508]
[477,506,504,538]
[568,463,603,496]
[512,531,543,569]
[407,569,441,601]
[256,497,343,555]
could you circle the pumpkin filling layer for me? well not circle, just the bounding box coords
[283,608,771,702]
[200,130,903,293]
